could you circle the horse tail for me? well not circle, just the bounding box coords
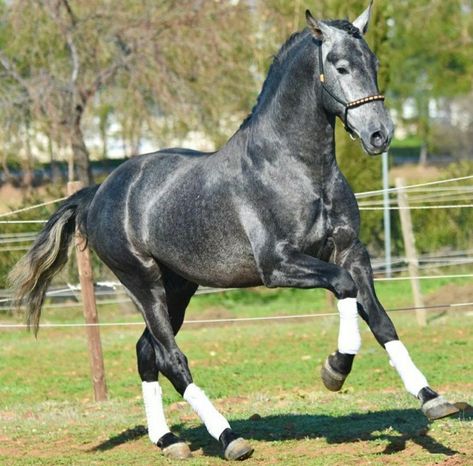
[9,185,100,336]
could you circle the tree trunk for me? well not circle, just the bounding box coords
[47,134,62,183]
[70,111,93,186]
[22,125,34,191]
[419,143,428,166]
[2,150,15,185]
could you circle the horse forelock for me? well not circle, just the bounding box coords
[326,19,362,39]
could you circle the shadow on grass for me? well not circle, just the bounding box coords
[91,407,472,458]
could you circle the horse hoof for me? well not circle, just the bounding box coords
[422,396,460,421]
[224,438,254,461]
[162,442,193,459]
[321,357,347,392]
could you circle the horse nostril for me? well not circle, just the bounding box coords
[370,130,386,148]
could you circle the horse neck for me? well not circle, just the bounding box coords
[237,40,337,174]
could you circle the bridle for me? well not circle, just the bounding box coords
[317,43,385,137]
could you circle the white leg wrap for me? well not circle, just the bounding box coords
[142,381,171,444]
[385,340,428,397]
[337,298,361,355]
[183,383,231,440]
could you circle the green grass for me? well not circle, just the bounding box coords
[0,281,472,464]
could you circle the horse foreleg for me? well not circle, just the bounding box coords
[321,297,360,391]
[337,240,459,420]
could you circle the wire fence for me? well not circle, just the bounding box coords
[1,300,472,330]
[1,271,472,308]
[0,174,472,331]
[0,174,471,224]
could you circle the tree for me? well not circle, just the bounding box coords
[382,0,473,163]
[0,0,255,185]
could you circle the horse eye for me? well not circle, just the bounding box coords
[336,67,349,75]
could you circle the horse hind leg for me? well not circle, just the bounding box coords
[116,261,253,460]
[321,298,361,391]
[137,273,197,458]
[137,329,192,459]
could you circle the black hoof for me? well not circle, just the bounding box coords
[224,438,254,461]
[320,351,354,392]
[422,396,460,421]
[418,387,460,421]
[220,428,254,461]
[158,433,192,459]
[163,442,193,459]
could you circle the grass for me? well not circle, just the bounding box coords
[0,281,472,464]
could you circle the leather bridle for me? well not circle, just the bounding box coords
[318,43,385,137]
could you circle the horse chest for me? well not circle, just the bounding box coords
[300,202,334,253]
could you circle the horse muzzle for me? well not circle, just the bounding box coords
[360,123,394,156]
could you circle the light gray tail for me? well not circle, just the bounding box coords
[8,186,99,335]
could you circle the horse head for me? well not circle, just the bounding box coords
[306,2,394,155]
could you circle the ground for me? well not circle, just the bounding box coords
[0,280,472,465]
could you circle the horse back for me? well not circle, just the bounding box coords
[87,148,261,287]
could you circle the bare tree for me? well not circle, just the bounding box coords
[0,0,254,185]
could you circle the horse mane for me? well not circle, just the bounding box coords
[239,20,360,130]
[239,29,310,129]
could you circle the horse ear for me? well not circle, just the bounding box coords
[305,10,330,41]
[353,1,373,35]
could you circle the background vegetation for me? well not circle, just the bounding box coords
[0,3,472,463]
[1,0,473,287]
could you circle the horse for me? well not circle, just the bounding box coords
[10,3,459,461]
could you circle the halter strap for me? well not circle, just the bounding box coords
[318,43,385,136]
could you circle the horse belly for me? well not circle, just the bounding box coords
[154,236,262,288]
[147,207,262,288]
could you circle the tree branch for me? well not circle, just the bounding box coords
[0,50,31,92]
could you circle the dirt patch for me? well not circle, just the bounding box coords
[0,183,66,212]
[389,164,443,184]
[425,283,473,308]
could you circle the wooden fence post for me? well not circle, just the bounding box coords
[67,181,108,401]
[395,177,427,327]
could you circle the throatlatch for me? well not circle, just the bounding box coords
[317,43,385,136]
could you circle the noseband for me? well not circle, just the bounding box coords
[317,43,385,137]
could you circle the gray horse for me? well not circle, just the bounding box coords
[11,3,458,461]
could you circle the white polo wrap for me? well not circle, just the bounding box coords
[337,297,362,355]
[385,340,429,397]
[184,383,231,440]
[142,381,171,444]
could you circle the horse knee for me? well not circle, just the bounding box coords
[330,269,357,299]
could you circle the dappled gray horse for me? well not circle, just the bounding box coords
[11,4,459,461]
